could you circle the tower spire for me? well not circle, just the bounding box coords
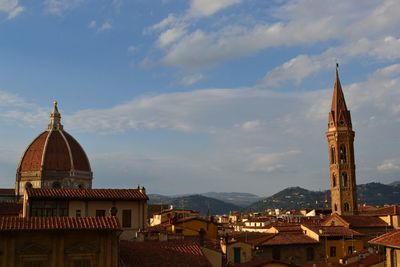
[329,64,351,129]
[47,101,63,130]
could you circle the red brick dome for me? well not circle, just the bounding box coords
[17,101,91,174]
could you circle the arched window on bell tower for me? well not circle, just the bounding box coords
[344,203,350,212]
[334,204,338,211]
[330,146,336,164]
[341,172,348,187]
[339,144,346,164]
[332,174,336,187]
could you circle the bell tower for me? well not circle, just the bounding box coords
[326,65,357,215]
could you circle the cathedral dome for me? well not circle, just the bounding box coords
[16,102,92,195]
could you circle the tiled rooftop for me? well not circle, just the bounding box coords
[260,233,319,246]
[26,188,148,200]
[0,202,22,216]
[369,229,400,248]
[340,215,388,228]
[229,232,275,246]
[359,205,400,216]
[0,216,120,231]
[119,240,212,267]
[305,225,364,238]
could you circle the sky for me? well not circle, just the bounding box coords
[0,0,399,197]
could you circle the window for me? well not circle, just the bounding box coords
[233,247,241,263]
[122,209,132,227]
[95,210,106,217]
[73,259,91,267]
[341,172,348,187]
[332,174,336,187]
[306,247,314,261]
[339,145,346,164]
[330,246,336,257]
[347,246,354,255]
[52,181,61,188]
[25,182,33,189]
[334,204,338,212]
[330,147,336,164]
[344,203,350,212]
[76,209,81,217]
[30,200,68,217]
[272,247,281,260]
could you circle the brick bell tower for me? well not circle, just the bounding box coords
[326,65,357,215]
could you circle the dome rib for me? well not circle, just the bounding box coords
[40,129,53,169]
[59,130,75,170]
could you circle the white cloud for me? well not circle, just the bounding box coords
[127,45,137,53]
[180,73,203,86]
[0,0,24,19]
[264,36,400,87]
[88,20,96,29]
[188,0,242,17]
[237,120,262,131]
[97,21,112,32]
[150,14,177,31]
[157,26,186,47]
[377,159,400,172]
[43,0,85,16]
[249,150,302,173]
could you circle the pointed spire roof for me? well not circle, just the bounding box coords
[47,101,63,131]
[328,65,352,128]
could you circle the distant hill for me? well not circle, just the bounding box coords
[246,186,326,212]
[201,192,261,207]
[246,182,400,212]
[148,194,241,216]
[388,180,400,187]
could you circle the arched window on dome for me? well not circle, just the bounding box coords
[25,182,32,189]
[341,172,348,187]
[52,181,61,189]
[332,174,337,187]
[344,203,350,212]
[339,144,346,164]
[330,146,336,164]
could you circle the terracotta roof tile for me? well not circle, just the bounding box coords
[230,232,275,246]
[260,233,319,246]
[0,202,22,216]
[0,216,120,231]
[26,188,148,200]
[119,240,212,267]
[305,225,364,238]
[369,229,400,248]
[360,205,400,216]
[340,215,388,228]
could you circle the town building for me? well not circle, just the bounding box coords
[370,229,400,267]
[0,216,120,267]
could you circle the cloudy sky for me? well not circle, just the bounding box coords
[0,0,399,196]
